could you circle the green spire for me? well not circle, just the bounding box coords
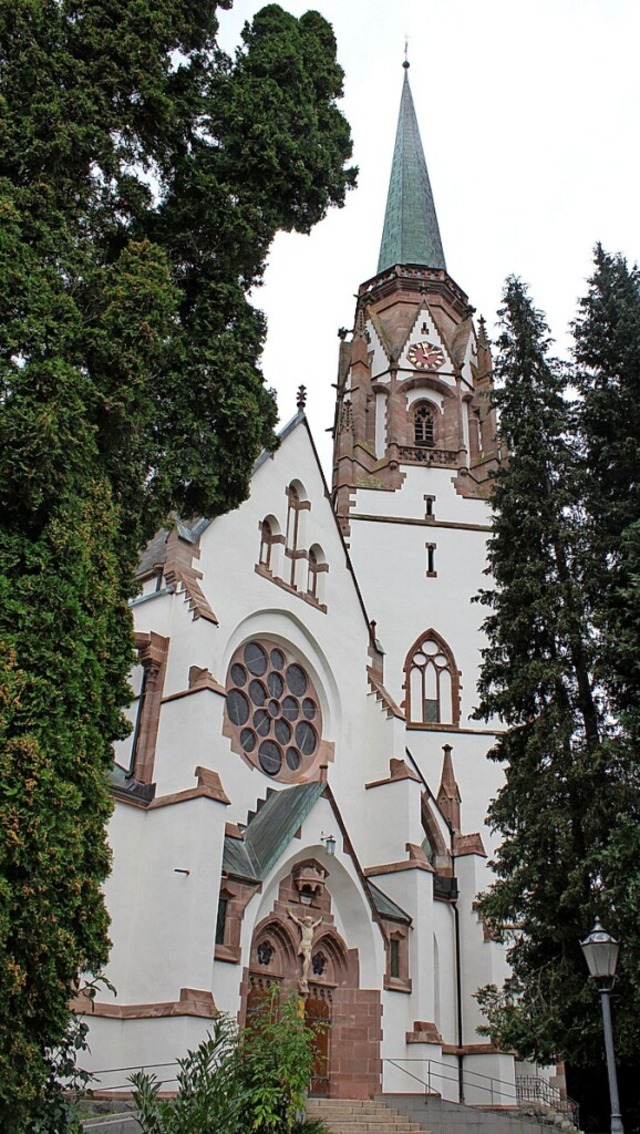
[377,62,446,274]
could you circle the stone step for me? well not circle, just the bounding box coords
[306,1098,428,1134]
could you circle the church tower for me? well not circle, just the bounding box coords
[332,60,503,885]
[333,59,499,525]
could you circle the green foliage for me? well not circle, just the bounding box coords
[574,248,640,739]
[30,1012,95,1134]
[131,1014,241,1134]
[131,992,327,1134]
[0,0,355,1125]
[237,988,322,1132]
[474,272,640,1067]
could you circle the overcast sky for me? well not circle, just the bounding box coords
[218,0,640,473]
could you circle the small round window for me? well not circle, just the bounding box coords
[224,639,323,781]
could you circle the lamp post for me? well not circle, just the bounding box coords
[580,920,624,1134]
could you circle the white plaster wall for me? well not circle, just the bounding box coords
[104,796,225,1005]
[456,854,512,1043]
[95,415,511,1088]
[360,779,425,865]
[82,1015,216,1090]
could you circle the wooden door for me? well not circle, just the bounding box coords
[305,994,331,1097]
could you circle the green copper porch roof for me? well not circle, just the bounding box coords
[222,783,327,882]
[377,64,446,274]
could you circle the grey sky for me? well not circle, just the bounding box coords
[218,1,640,472]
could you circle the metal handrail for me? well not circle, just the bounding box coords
[382,1058,579,1129]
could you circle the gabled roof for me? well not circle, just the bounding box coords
[223,783,326,882]
[222,781,411,926]
[378,64,446,274]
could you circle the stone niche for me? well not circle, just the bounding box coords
[293,859,329,906]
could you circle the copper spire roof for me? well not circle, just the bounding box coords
[377,62,446,274]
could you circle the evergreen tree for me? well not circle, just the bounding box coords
[574,247,640,737]
[0,2,355,1125]
[572,247,640,1064]
[474,277,640,1067]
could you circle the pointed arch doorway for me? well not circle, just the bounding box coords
[241,862,382,1099]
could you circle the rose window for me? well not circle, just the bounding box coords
[225,639,323,780]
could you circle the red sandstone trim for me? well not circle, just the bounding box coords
[71,987,217,1020]
[149,768,230,809]
[366,758,421,789]
[366,669,404,719]
[254,563,327,613]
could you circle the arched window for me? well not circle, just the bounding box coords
[404,630,460,726]
[286,484,300,550]
[414,402,436,447]
[285,481,310,588]
[259,518,273,568]
[307,543,328,605]
[257,514,283,578]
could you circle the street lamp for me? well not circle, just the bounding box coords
[580,920,624,1134]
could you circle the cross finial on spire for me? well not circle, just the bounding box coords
[403,36,410,69]
[296,385,307,411]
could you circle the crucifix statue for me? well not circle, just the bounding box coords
[287,907,322,991]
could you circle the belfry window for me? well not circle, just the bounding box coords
[414,402,435,447]
[405,631,460,726]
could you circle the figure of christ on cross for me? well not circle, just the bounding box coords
[287,907,323,990]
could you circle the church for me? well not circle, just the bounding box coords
[80,61,528,1107]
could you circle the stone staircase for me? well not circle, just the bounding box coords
[306,1098,430,1134]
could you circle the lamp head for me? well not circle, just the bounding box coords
[580,919,620,985]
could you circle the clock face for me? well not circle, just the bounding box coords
[407,341,445,371]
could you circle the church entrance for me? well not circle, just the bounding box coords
[241,860,382,1099]
[305,988,331,1097]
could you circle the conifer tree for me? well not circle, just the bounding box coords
[474,277,640,1066]
[572,248,640,1062]
[0,2,355,1125]
[574,247,640,737]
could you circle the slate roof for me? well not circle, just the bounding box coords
[222,782,327,882]
[222,782,412,925]
[367,880,412,924]
[377,64,446,274]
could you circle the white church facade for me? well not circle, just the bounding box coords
[81,64,523,1105]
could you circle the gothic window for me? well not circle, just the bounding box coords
[414,402,436,447]
[224,638,324,782]
[405,630,460,726]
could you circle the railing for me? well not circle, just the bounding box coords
[516,1075,580,1126]
[382,1058,579,1129]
